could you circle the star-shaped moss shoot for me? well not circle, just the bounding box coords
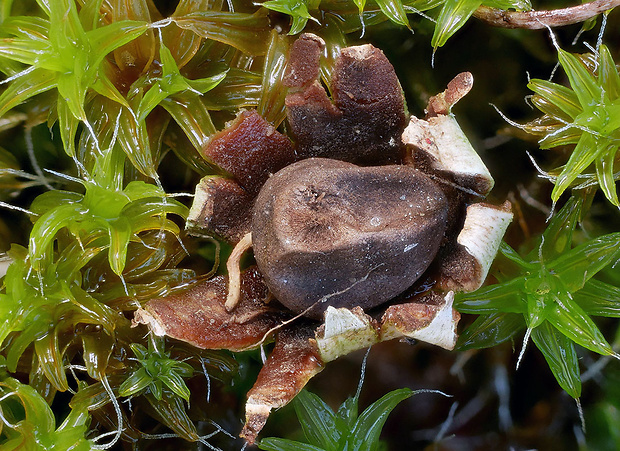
[119,336,193,403]
[524,44,620,207]
[456,194,620,400]
[0,0,149,160]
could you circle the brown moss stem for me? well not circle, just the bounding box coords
[474,0,620,29]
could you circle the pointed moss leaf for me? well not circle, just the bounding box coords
[293,389,340,448]
[595,145,620,206]
[7,320,44,373]
[552,132,601,202]
[336,394,359,431]
[0,67,56,118]
[457,312,525,350]
[151,380,164,400]
[69,286,118,335]
[123,180,166,201]
[598,45,620,100]
[119,367,152,397]
[48,0,86,46]
[34,330,69,392]
[29,202,87,270]
[431,0,482,49]
[108,216,132,276]
[0,377,55,433]
[354,0,366,14]
[528,79,581,120]
[56,96,80,157]
[186,70,228,94]
[139,84,171,123]
[482,0,530,10]
[80,328,114,381]
[91,68,130,107]
[347,388,414,449]
[558,49,601,108]
[173,11,271,56]
[258,30,289,125]
[574,280,620,318]
[121,197,188,223]
[86,20,148,62]
[548,292,615,356]
[498,242,532,268]
[259,439,325,451]
[2,16,50,43]
[531,322,581,398]
[0,38,49,66]
[538,194,582,260]
[552,232,620,292]
[375,0,410,28]
[261,0,320,34]
[455,278,526,314]
[530,96,574,123]
[117,109,158,179]
[130,342,149,360]
[29,190,84,215]
[159,96,216,159]
[144,390,200,441]
[537,125,581,149]
[159,371,192,402]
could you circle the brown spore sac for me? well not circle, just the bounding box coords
[201,110,296,195]
[285,43,407,165]
[252,158,449,318]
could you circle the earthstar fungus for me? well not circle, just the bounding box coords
[133,33,513,444]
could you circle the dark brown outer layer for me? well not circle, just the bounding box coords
[201,110,296,196]
[186,176,253,243]
[283,33,325,89]
[142,268,286,351]
[285,37,407,164]
[252,158,449,318]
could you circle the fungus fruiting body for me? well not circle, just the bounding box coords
[134,33,513,444]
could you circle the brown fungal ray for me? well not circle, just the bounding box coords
[433,201,513,292]
[133,267,288,351]
[240,325,323,444]
[186,176,253,244]
[201,110,296,195]
[425,72,474,118]
[285,37,407,164]
[380,292,460,350]
[283,33,325,90]
[252,158,449,318]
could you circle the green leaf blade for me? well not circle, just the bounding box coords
[431,0,482,49]
[293,389,340,448]
[531,322,581,399]
[348,388,414,449]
